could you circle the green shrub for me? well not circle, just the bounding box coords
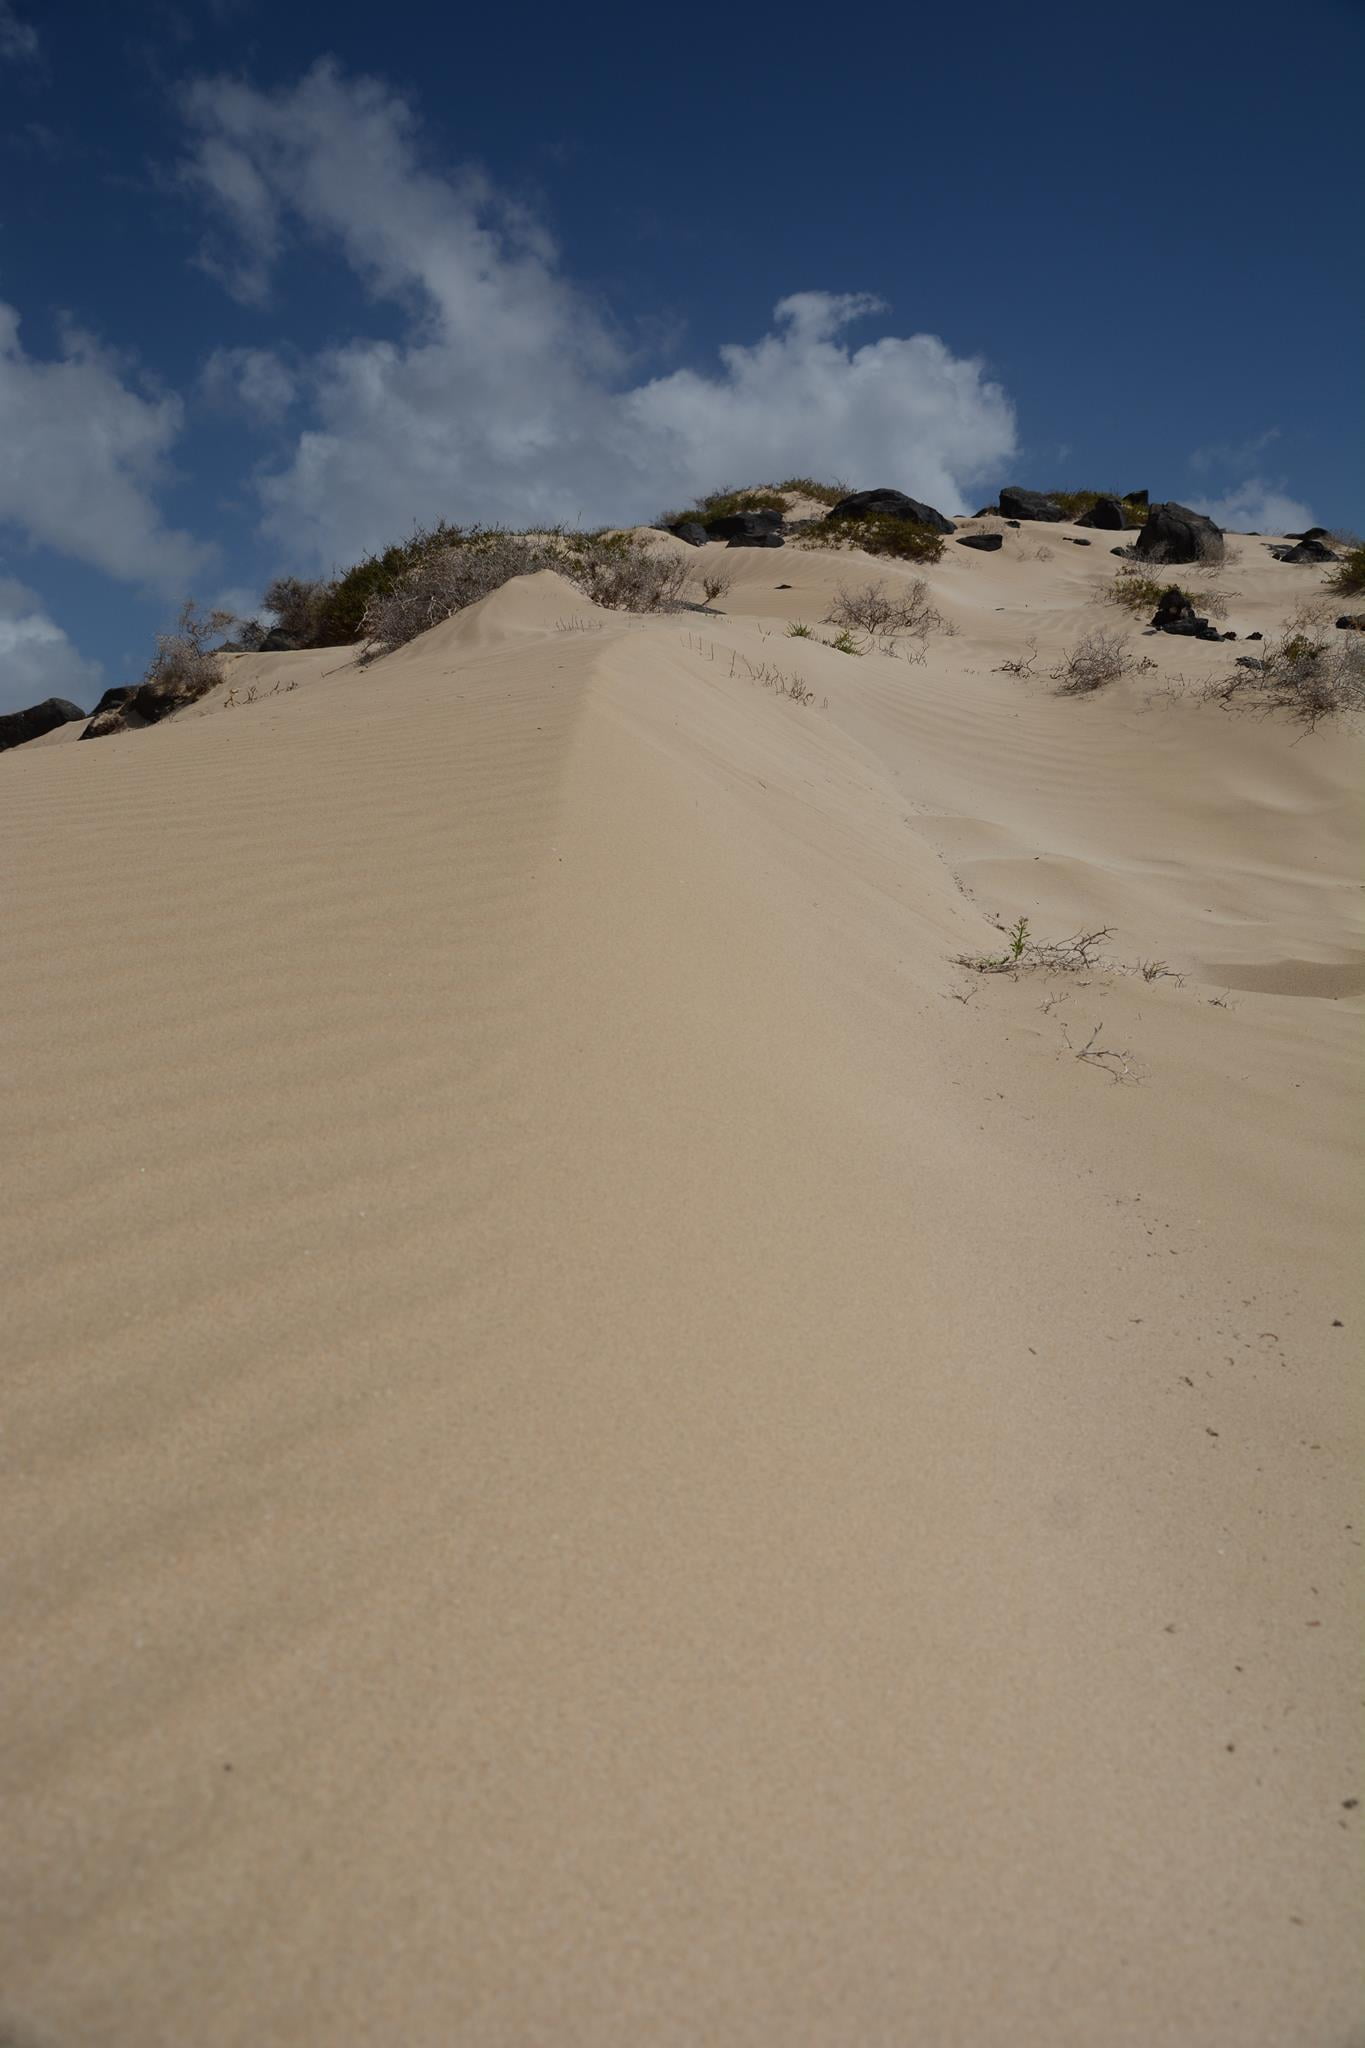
[798,515,945,564]
[1327,544,1365,597]
[772,477,847,506]
[657,485,789,530]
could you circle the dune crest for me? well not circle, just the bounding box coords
[2,521,1360,2045]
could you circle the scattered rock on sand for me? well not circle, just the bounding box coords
[0,696,87,752]
[1337,615,1365,631]
[957,533,1003,552]
[998,486,1067,523]
[1271,538,1337,564]
[1150,587,1228,641]
[824,489,955,535]
[1135,502,1225,566]
[665,520,708,547]
[725,531,784,549]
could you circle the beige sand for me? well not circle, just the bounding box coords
[2,527,1361,2045]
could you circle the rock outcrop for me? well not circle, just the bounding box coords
[997,487,1066,523]
[0,696,87,753]
[1076,496,1130,530]
[956,533,1003,552]
[825,489,955,535]
[1134,502,1225,566]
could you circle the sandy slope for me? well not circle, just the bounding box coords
[2,531,1361,2046]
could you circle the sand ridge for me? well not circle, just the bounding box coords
[2,538,1361,2045]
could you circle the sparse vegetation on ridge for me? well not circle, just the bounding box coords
[797,515,945,564]
[1108,568,1230,619]
[1045,489,1151,524]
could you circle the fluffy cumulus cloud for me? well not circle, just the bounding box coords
[0,576,102,716]
[0,307,212,591]
[179,62,1016,568]
[1190,478,1314,536]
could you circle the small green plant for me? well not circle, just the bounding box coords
[954,922,1113,975]
[787,621,814,638]
[825,629,862,655]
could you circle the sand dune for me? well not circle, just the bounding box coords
[2,530,1360,2045]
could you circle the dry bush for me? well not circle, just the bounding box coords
[1109,567,1230,619]
[1050,628,1134,695]
[363,531,691,654]
[700,569,734,608]
[363,536,555,652]
[262,575,329,645]
[826,577,943,645]
[1326,543,1365,597]
[1215,628,1365,728]
[142,599,234,705]
[570,538,691,613]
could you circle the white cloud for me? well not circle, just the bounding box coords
[1190,477,1314,535]
[1188,427,1280,477]
[0,2,39,64]
[0,305,212,590]
[202,344,296,421]
[179,62,1016,568]
[0,577,102,716]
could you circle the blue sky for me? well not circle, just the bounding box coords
[1,0,1361,712]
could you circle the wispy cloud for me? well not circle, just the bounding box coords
[0,1,39,64]
[1188,426,1281,476]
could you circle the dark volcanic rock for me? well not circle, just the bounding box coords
[1134,502,1225,566]
[1271,539,1337,564]
[956,532,1003,552]
[1285,526,1329,541]
[1337,615,1365,631]
[0,696,87,753]
[997,486,1066,523]
[89,686,134,717]
[1150,586,1224,640]
[1076,495,1129,530]
[80,670,218,741]
[666,520,708,547]
[1124,489,1148,507]
[704,508,783,542]
[725,531,784,548]
[1069,537,1092,546]
[973,505,997,518]
[825,489,955,535]
[1247,631,1263,640]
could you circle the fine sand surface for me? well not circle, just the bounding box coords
[2,526,1361,2045]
